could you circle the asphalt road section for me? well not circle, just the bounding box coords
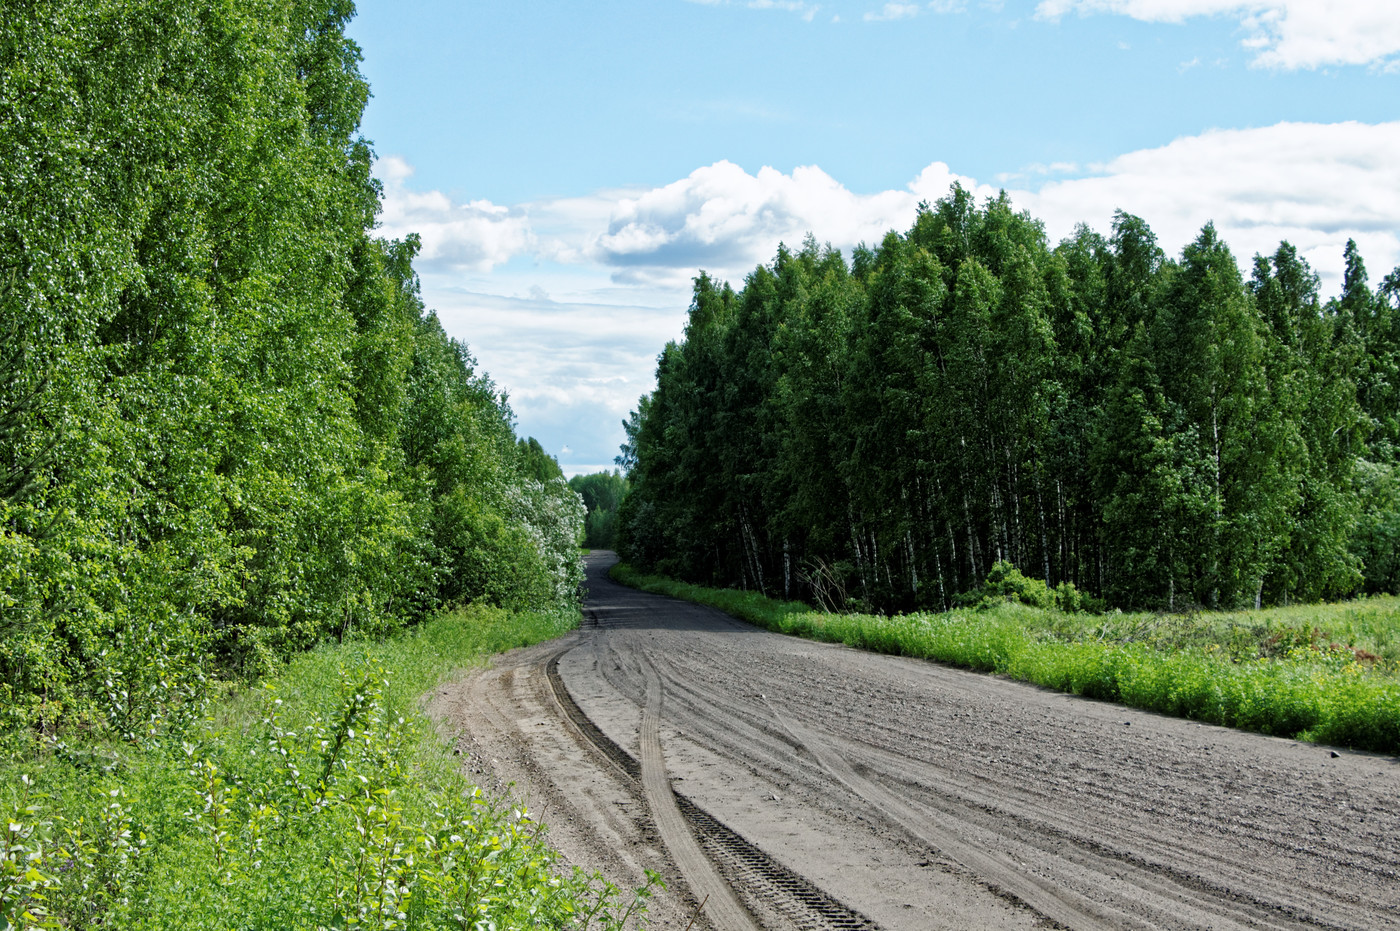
[430,552,1400,930]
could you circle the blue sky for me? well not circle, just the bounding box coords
[346,1,1400,475]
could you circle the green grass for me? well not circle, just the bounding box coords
[1,604,658,930]
[610,564,1400,756]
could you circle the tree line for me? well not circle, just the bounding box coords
[617,189,1400,613]
[570,470,628,550]
[0,0,582,742]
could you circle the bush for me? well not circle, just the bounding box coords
[955,561,1103,613]
[0,605,657,930]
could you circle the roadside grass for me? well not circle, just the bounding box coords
[609,564,1400,756]
[1,604,657,930]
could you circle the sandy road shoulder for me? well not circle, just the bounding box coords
[425,633,710,930]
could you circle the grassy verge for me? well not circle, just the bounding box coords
[610,564,1400,756]
[1,604,657,930]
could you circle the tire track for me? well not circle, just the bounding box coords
[545,652,882,931]
[760,694,1128,931]
[425,639,707,930]
[818,726,1364,930]
[641,648,1340,928]
[636,634,1392,929]
[551,554,1400,930]
[638,657,761,931]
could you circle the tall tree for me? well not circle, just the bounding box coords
[0,0,585,739]
[619,194,1395,614]
[1252,244,1364,602]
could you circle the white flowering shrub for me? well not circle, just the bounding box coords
[506,477,586,605]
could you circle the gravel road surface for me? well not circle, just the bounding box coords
[430,553,1400,930]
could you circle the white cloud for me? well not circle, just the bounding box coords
[382,119,1399,303]
[567,124,1399,293]
[1034,0,1400,70]
[866,3,920,21]
[748,0,821,19]
[1015,121,1400,293]
[421,285,685,468]
[381,120,1400,467]
[582,160,954,284]
[928,0,968,12]
[995,161,1081,183]
[375,156,533,271]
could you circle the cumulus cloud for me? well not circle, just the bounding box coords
[568,123,1399,293]
[382,120,1400,300]
[582,160,952,283]
[1015,120,1400,292]
[375,156,533,271]
[421,286,685,469]
[382,120,1400,467]
[1033,0,1400,70]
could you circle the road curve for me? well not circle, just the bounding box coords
[433,552,1400,930]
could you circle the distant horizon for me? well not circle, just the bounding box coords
[563,464,624,480]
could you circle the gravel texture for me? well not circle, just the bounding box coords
[430,552,1400,930]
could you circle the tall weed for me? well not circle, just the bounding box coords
[0,604,659,930]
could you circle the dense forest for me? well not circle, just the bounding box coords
[617,191,1400,613]
[0,0,582,743]
[570,470,628,550]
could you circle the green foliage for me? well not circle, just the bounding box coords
[1,775,60,931]
[517,437,565,483]
[570,471,629,550]
[612,562,1400,754]
[618,192,1396,614]
[0,0,583,741]
[1352,459,1400,595]
[0,604,659,930]
[0,2,597,921]
[955,561,1103,613]
[398,311,584,617]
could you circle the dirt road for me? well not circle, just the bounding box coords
[430,553,1400,930]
